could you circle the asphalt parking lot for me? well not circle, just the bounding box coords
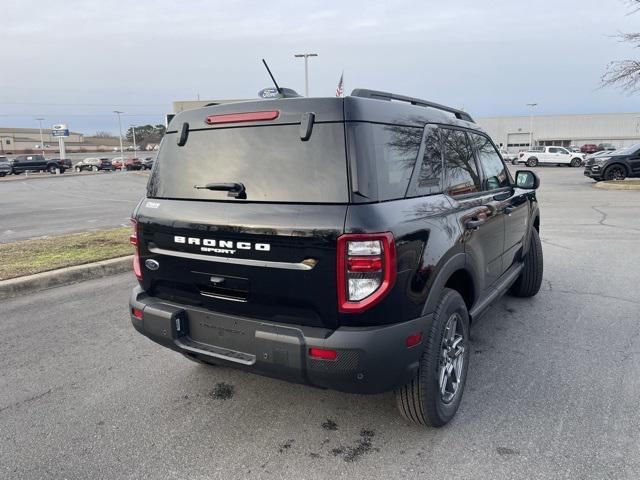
[1,167,639,479]
[0,172,147,243]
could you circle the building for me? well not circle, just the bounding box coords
[0,127,131,155]
[477,113,640,153]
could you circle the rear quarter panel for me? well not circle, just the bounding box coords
[342,194,463,326]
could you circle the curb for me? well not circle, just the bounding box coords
[593,180,640,190]
[0,256,134,301]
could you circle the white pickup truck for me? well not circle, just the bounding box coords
[516,146,584,167]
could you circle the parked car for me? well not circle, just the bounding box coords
[124,158,143,171]
[584,142,640,181]
[597,143,616,152]
[0,157,12,177]
[111,157,124,170]
[516,146,584,167]
[142,157,155,170]
[49,157,72,170]
[9,154,66,174]
[580,144,599,154]
[129,89,543,427]
[75,157,115,172]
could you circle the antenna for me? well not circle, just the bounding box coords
[262,59,283,95]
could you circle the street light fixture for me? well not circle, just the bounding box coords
[114,111,125,172]
[526,103,538,149]
[35,118,45,156]
[294,53,318,97]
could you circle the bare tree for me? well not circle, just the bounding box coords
[93,131,115,138]
[602,1,640,92]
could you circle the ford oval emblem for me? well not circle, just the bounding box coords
[145,259,160,271]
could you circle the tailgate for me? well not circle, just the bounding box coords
[136,200,347,329]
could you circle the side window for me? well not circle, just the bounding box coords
[442,129,481,197]
[548,147,559,154]
[407,126,443,197]
[349,122,422,201]
[469,133,510,191]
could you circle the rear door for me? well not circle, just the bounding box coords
[441,128,505,290]
[139,99,348,329]
[469,132,528,272]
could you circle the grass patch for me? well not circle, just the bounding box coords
[0,227,133,281]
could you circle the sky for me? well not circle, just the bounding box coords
[2,0,640,135]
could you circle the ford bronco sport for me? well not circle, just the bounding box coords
[129,89,543,427]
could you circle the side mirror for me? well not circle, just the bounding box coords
[515,170,540,190]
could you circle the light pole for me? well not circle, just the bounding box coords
[130,124,137,159]
[114,111,125,172]
[294,53,318,97]
[526,103,538,149]
[36,118,45,155]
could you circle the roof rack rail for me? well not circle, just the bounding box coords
[350,89,475,123]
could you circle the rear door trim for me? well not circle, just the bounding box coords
[148,246,315,271]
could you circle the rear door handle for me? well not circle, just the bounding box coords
[465,218,486,230]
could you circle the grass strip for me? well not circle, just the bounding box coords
[0,227,133,281]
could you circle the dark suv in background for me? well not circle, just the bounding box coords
[129,90,543,427]
[584,143,640,181]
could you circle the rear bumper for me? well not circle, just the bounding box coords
[129,286,432,394]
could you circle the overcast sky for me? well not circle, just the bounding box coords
[2,0,639,134]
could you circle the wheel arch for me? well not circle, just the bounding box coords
[421,253,477,321]
[604,162,629,176]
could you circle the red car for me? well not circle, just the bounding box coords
[580,144,599,154]
[111,157,143,171]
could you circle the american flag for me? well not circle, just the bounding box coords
[336,72,344,97]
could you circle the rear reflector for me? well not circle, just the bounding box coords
[309,347,337,360]
[205,111,279,125]
[405,332,423,348]
[131,308,143,319]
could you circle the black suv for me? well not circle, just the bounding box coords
[9,154,67,174]
[584,143,640,181]
[129,90,543,427]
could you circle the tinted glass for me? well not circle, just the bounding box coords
[468,133,510,191]
[148,124,348,203]
[348,122,421,201]
[442,129,481,196]
[407,126,443,197]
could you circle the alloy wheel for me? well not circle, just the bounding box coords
[439,312,466,404]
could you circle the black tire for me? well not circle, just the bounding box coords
[91,165,98,172]
[48,165,57,174]
[526,157,538,167]
[395,288,470,427]
[511,159,519,165]
[0,173,5,177]
[509,227,543,297]
[603,164,627,181]
[570,158,582,167]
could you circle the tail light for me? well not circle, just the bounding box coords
[337,232,396,313]
[130,218,142,281]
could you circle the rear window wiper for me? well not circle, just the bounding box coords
[194,182,246,199]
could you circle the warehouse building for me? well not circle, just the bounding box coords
[476,113,640,153]
[0,127,132,155]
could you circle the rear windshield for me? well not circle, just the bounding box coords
[148,123,348,203]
